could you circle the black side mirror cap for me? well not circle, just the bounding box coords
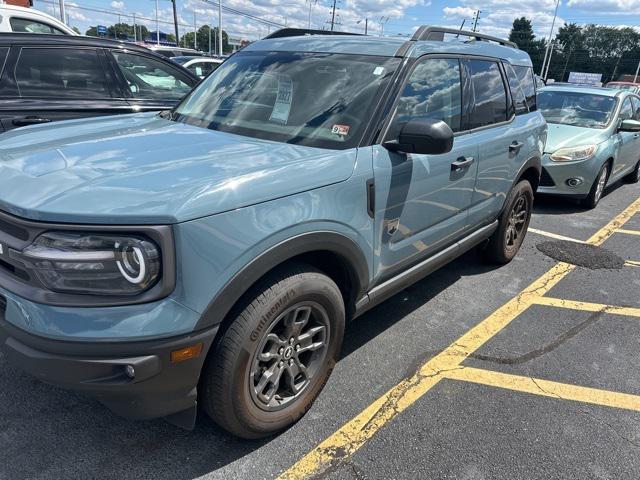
[383,118,454,155]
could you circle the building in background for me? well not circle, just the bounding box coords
[1,0,33,7]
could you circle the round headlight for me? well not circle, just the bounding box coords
[116,242,147,284]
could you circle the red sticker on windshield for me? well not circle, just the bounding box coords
[331,124,350,136]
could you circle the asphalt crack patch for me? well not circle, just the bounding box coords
[536,240,625,270]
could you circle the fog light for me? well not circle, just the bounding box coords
[125,365,136,378]
[566,178,583,187]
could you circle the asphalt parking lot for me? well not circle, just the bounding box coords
[2,179,640,480]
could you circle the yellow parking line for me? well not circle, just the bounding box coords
[444,367,640,412]
[528,228,587,244]
[625,260,640,268]
[532,297,640,318]
[616,228,640,236]
[278,196,640,480]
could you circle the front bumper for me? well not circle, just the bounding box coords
[537,153,604,198]
[0,310,218,425]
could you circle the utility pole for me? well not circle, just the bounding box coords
[218,0,223,56]
[540,0,560,76]
[155,0,160,45]
[133,13,137,42]
[59,0,66,24]
[471,10,481,32]
[209,25,212,54]
[329,0,337,32]
[171,0,180,47]
[194,11,197,51]
[365,18,368,35]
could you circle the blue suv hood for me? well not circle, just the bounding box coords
[0,113,357,224]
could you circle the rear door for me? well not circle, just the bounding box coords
[463,58,528,227]
[108,50,196,111]
[0,46,130,131]
[614,96,637,176]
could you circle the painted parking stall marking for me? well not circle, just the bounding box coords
[278,196,640,480]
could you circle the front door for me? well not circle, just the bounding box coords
[373,57,478,282]
[614,97,638,176]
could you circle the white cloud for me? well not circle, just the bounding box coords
[110,1,125,10]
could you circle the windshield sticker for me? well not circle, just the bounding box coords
[331,124,350,136]
[373,66,385,76]
[270,77,293,124]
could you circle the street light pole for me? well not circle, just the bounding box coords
[194,11,197,51]
[171,0,180,47]
[541,0,560,76]
[59,0,66,24]
[218,0,223,56]
[634,60,640,83]
[155,0,160,45]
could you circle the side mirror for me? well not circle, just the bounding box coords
[383,118,454,155]
[619,119,640,132]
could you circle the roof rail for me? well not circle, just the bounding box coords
[412,26,517,49]
[264,28,363,40]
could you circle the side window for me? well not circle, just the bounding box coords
[14,48,110,98]
[10,17,65,35]
[632,97,640,121]
[513,65,536,112]
[391,58,462,135]
[619,98,634,121]
[467,60,508,129]
[504,63,528,115]
[111,52,193,100]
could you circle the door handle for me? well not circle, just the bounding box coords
[451,156,475,171]
[509,141,524,153]
[12,116,51,127]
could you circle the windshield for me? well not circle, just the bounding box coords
[538,90,618,129]
[174,51,400,149]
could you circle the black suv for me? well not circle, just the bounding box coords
[0,34,198,131]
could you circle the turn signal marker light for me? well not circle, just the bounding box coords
[171,343,203,363]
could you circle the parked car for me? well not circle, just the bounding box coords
[0,27,545,438]
[148,45,204,58]
[172,56,223,79]
[0,4,76,35]
[537,85,640,208]
[0,34,198,131]
[605,81,640,95]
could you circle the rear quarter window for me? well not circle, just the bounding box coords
[512,65,536,112]
[504,63,528,116]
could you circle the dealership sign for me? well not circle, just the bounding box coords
[568,72,603,86]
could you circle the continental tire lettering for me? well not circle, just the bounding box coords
[250,289,296,341]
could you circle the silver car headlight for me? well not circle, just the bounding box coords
[14,232,161,296]
[549,144,597,162]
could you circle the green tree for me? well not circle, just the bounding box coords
[508,17,546,73]
[181,25,232,53]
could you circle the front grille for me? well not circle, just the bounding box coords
[540,167,555,187]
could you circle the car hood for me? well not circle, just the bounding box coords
[0,113,358,224]
[544,123,611,153]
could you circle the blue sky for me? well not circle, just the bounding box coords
[34,0,640,41]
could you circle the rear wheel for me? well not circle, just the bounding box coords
[484,179,533,264]
[581,162,609,209]
[201,263,345,439]
[626,160,640,184]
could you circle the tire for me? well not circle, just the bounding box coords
[581,162,609,209]
[201,263,345,439]
[483,179,533,264]
[625,160,640,184]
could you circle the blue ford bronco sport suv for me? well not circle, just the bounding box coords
[0,27,546,438]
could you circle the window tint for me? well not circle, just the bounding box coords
[467,60,508,128]
[513,65,536,112]
[632,97,640,121]
[112,52,192,100]
[619,98,634,121]
[504,63,528,115]
[392,58,462,134]
[15,48,110,98]
[10,17,65,34]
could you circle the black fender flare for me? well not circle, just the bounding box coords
[195,231,370,330]
[513,154,542,191]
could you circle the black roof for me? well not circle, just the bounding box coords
[0,33,153,54]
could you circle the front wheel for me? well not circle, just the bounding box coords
[581,162,609,209]
[200,263,345,439]
[483,179,533,264]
